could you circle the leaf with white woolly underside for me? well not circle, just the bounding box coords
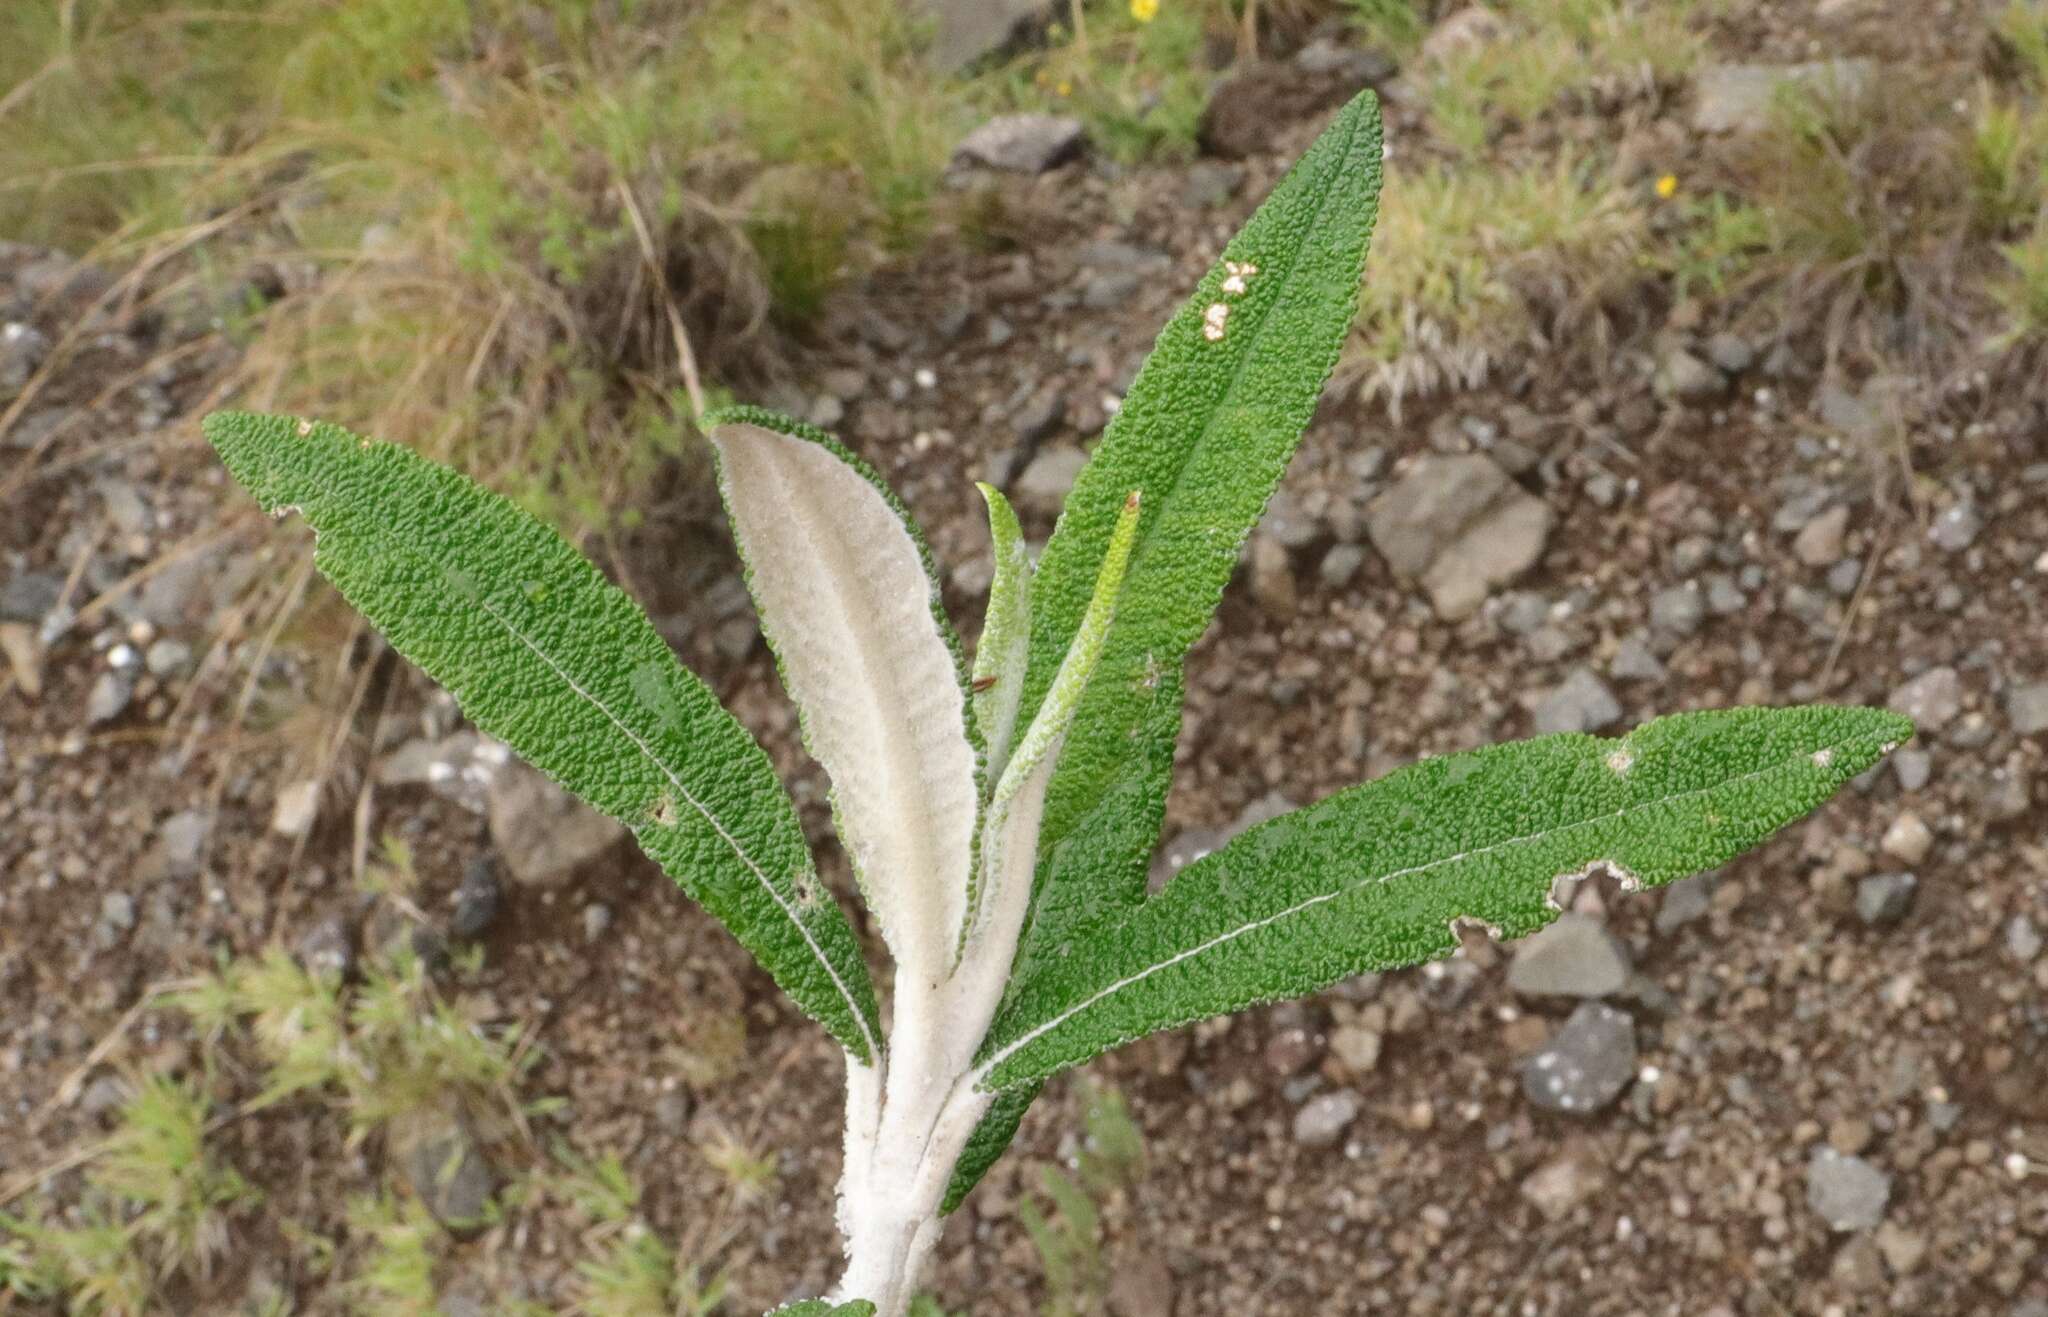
[707,407,982,992]
[203,410,881,1062]
[978,706,1911,1090]
[957,492,1139,965]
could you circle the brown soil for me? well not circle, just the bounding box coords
[4,5,2047,1315]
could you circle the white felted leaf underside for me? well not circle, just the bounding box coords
[712,421,978,991]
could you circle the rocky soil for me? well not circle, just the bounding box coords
[5,5,2048,1315]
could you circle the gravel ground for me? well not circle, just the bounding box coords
[4,5,2047,1314]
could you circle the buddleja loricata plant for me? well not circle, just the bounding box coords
[206,93,1911,1315]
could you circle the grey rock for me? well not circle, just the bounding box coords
[953,114,1085,174]
[1610,634,1665,682]
[1508,914,1632,998]
[1013,445,1087,516]
[1826,558,1863,596]
[84,670,134,725]
[144,638,193,678]
[1890,748,1932,792]
[1179,161,1245,209]
[99,890,137,933]
[1107,1251,1176,1317]
[1655,873,1716,934]
[1011,388,1066,444]
[1319,544,1366,590]
[0,321,50,391]
[1526,625,1574,663]
[985,316,1014,348]
[487,758,627,887]
[1793,504,1849,566]
[1806,1147,1890,1232]
[2004,682,2048,735]
[448,858,503,941]
[1855,873,1917,928]
[1365,455,1553,620]
[1694,61,1877,135]
[160,810,211,874]
[711,616,758,661]
[1532,667,1623,735]
[0,570,62,623]
[1522,1002,1637,1115]
[2007,914,2042,964]
[1888,666,1962,731]
[1946,710,1996,749]
[79,1074,129,1118]
[1292,1089,1361,1147]
[1706,331,1755,373]
[1081,270,1142,310]
[1649,583,1705,638]
[582,902,613,942]
[917,0,1047,71]
[1261,490,1318,550]
[1704,574,1747,616]
[1497,590,1549,635]
[1657,348,1725,402]
[1928,501,1982,553]
[1294,38,1395,83]
[394,1107,498,1227]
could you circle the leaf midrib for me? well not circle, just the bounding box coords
[978,728,1891,1085]
[315,495,881,1063]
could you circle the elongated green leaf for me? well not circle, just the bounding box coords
[971,483,1033,788]
[941,1081,1038,1215]
[706,406,982,994]
[943,89,1386,1204]
[204,410,883,1063]
[978,706,1911,1090]
[959,494,1140,967]
[1013,91,1385,967]
[766,1302,876,1316]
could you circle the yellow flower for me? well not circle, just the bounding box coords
[1056,79,1073,97]
[1655,173,1679,200]
[1131,0,1159,21]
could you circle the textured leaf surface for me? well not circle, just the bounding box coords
[766,1302,876,1316]
[944,89,1385,1203]
[204,410,882,1062]
[707,407,981,992]
[1012,91,1385,973]
[979,707,1910,1090]
[971,482,1033,788]
[941,1082,1038,1215]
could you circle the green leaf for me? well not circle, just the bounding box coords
[1014,90,1385,966]
[706,406,982,992]
[204,410,883,1063]
[940,1082,1038,1215]
[971,482,1033,788]
[958,493,1140,967]
[978,706,1910,1090]
[765,1302,876,1316]
[948,89,1384,1203]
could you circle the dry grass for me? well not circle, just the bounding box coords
[1344,156,1649,408]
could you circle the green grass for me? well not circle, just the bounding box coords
[986,0,1232,163]
[1,0,963,538]
[1345,0,1431,57]
[1423,0,1702,154]
[1992,224,2048,346]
